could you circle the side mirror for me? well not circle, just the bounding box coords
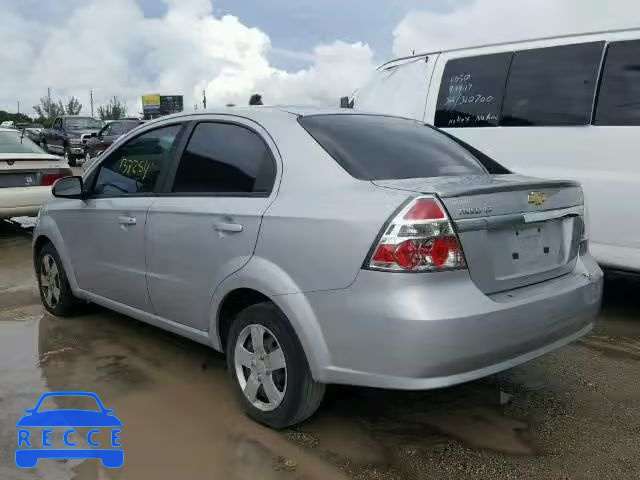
[90,132,97,138]
[52,176,84,199]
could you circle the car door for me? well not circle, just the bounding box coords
[145,119,279,330]
[59,123,185,312]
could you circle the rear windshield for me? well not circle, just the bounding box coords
[298,114,489,180]
[0,132,46,154]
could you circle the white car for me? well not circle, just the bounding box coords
[0,128,72,219]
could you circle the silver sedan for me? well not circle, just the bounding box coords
[33,107,603,427]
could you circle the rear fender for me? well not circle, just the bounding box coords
[208,256,331,381]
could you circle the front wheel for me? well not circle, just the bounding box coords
[63,146,77,167]
[226,302,325,429]
[36,242,81,316]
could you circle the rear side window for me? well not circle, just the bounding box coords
[435,52,512,128]
[594,40,640,126]
[501,42,604,126]
[171,122,275,194]
[299,114,488,180]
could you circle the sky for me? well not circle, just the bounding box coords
[0,0,638,118]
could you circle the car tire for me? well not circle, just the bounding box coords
[64,146,77,167]
[36,242,82,317]
[226,302,325,429]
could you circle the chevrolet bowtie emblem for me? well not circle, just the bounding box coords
[528,192,546,206]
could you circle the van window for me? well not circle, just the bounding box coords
[434,52,512,128]
[594,40,640,126]
[299,114,488,180]
[501,42,604,126]
[354,56,430,120]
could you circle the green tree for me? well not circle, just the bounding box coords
[65,96,83,115]
[33,96,65,121]
[0,111,34,126]
[97,96,128,120]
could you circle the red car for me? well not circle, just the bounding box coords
[84,119,144,163]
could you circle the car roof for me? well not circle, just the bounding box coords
[143,106,390,127]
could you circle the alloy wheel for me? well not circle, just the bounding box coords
[234,324,287,411]
[40,254,61,308]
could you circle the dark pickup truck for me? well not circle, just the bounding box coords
[41,115,104,166]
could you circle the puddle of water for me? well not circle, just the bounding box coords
[32,311,347,480]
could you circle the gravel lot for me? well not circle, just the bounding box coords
[0,220,638,480]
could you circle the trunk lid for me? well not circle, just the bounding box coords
[0,155,68,189]
[373,174,584,294]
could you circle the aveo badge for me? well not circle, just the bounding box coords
[15,391,123,468]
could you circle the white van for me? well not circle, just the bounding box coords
[353,28,640,273]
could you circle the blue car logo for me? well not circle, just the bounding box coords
[16,391,123,468]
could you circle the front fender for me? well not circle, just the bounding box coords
[208,256,332,381]
[34,214,81,293]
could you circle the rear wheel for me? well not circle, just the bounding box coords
[226,302,325,428]
[36,242,81,316]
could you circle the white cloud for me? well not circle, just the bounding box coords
[0,0,374,117]
[393,0,640,57]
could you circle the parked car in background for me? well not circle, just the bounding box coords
[0,128,71,219]
[352,28,640,274]
[33,107,602,428]
[41,116,104,166]
[84,119,144,164]
[20,124,45,144]
[0,121,15,129]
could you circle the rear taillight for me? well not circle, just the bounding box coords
[41,169,73,186]
[366,196,466,272]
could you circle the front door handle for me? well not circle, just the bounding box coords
[118,216,137,226]
[214,222,243,233]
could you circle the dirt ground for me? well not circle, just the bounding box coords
[0,220,638,480]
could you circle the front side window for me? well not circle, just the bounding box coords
[435,52,512,128]
[594,40,640,126]
[300,114,488,180]
[501,42,604,126]
[110,121,141,136]
[99,124,112,136]
[92,124,182,196]
[171,122,275,194]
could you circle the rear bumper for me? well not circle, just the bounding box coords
[0,187,51,219]
[302,254,603,389]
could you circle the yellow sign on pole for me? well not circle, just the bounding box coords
[141,94,161,109]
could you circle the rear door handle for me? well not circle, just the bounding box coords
[118,216,137,226]
[214,222,243,233]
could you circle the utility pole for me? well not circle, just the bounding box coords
[17,100,19,115]
[202,90,207,109]
[90,89,94,117]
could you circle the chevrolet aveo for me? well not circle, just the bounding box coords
[33,107,603,428]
